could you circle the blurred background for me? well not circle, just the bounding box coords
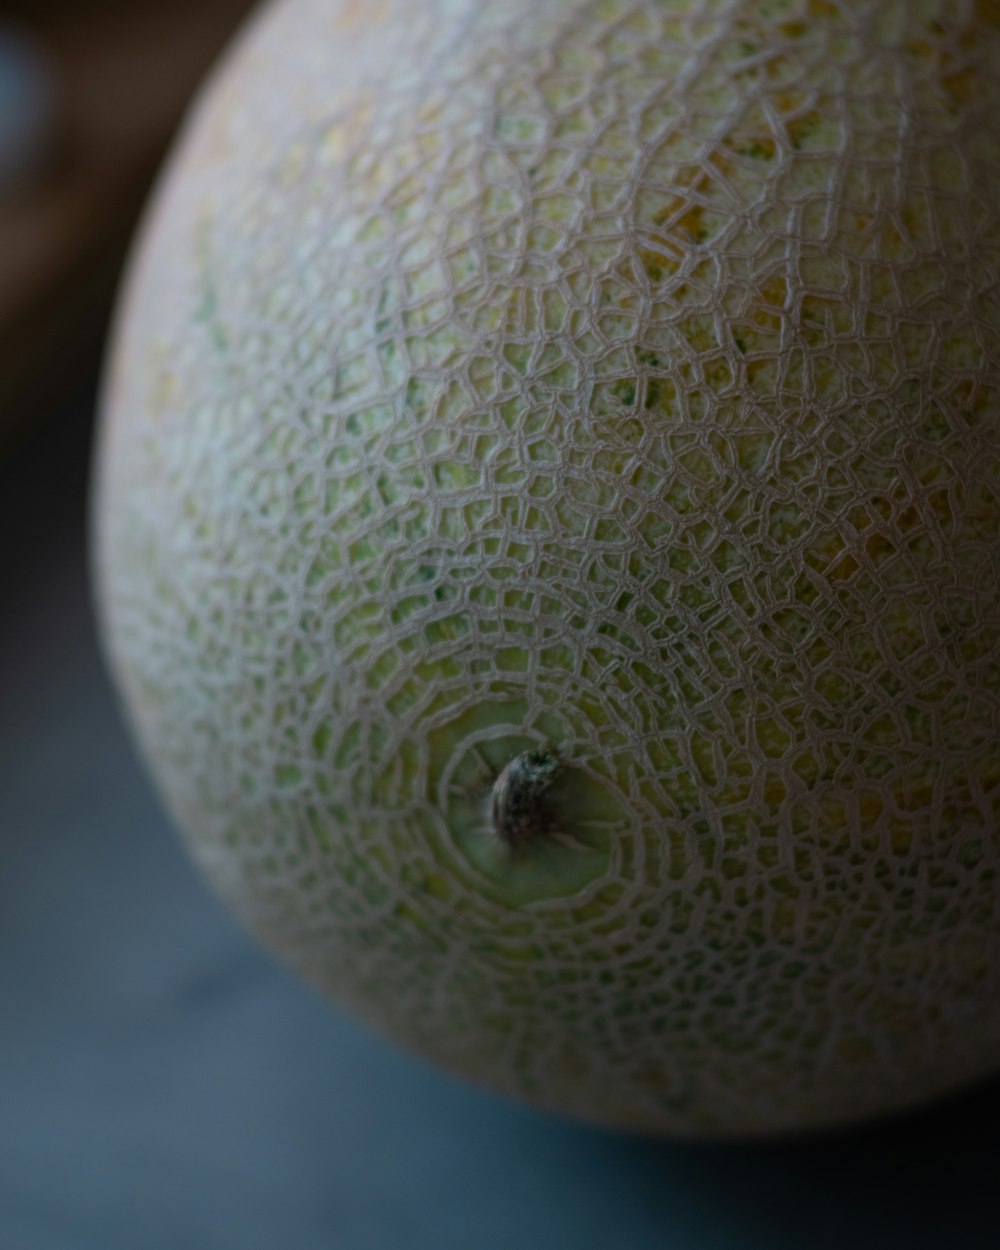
[1,2,998,1247]
[0,0,253,436]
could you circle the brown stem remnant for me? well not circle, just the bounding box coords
[490,749,561,848]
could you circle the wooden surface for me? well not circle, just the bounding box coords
[0,0,253,449]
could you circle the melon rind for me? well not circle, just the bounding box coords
[93,0,1000,1136]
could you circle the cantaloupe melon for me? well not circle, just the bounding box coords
[92,0,1000,1136]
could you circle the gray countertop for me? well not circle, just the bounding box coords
[1,401,996,1249]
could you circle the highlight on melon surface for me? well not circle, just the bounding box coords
[91,0,1000,1137]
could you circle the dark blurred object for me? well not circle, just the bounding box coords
[0,0,254,454]
[0,25,59,195]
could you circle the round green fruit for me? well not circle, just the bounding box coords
[92,0,1000,1137]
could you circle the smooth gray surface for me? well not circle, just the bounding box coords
[1,405,998,1249]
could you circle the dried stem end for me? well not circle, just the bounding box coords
[490,750,562,848]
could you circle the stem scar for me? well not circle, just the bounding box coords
[490,749,562,848]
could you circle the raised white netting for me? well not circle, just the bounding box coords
[95,0,1000,1134]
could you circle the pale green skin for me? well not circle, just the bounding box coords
[94,0,1000,1136]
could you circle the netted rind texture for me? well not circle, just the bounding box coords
[94,0,1000,1136]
